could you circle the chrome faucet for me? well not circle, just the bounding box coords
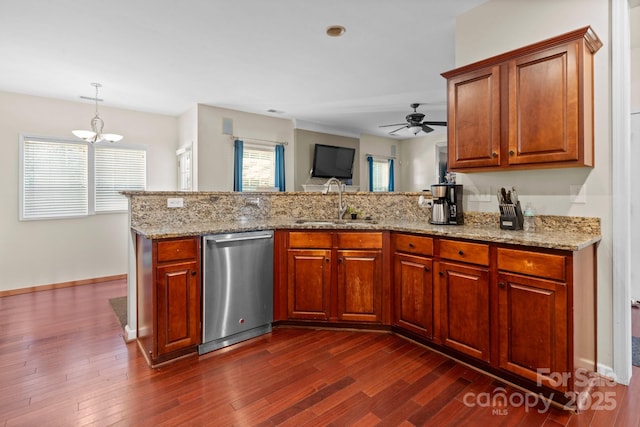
[322,177,347,220]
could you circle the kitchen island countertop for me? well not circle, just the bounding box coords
[131,218,600,251]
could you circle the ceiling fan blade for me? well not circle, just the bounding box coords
[421,124,434,133]
[422,121,447,126]
[389,125,407,134]
[379,123,407,128]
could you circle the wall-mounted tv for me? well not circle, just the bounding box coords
[311,144,356,179]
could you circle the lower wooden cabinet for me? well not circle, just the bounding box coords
[287,249,331,320]
[277,230,596,404]
[393,253,434,338]
[284,231,385,324]
[136,235,201,366]
[337,249,382,323]
[497,272,568,391]
[439,261,490,362]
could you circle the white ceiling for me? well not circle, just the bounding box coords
[0,0,488,139]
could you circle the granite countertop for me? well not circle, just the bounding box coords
[131,218,601,251]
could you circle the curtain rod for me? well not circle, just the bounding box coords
[365,153,396,160]
[231,135,288,146]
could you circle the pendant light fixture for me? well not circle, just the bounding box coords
[72,82,122,143]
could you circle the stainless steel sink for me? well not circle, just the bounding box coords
[294,220,336,226]
[294,219,378,227]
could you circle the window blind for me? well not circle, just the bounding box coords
[95,147,146,212]
[22,139,88,219]
[242,145,275,191]
[372,159,390,192]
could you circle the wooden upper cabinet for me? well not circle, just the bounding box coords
[442,26,601,172]
[446,65,502,169]
[508,43,580,165]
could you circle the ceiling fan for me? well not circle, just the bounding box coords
[380,103,447,135]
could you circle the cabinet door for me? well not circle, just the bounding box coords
[337,250,382,323]
[507,42,581,165]
[156,260,200,356]
[287,249,331,320]
[439,262,490,362]
[498,273,568,392]
[394,253,433,338]
[447,65,502,169]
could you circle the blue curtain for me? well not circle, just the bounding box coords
[275,144,285,192]
[367,156,374,192]
[388,159,395,192]
[233,139,243,192]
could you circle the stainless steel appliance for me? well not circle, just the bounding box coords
[199,230,274,355]
[430,184,464,225]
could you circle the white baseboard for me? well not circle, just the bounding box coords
[124,325,137,343]
[598,362,630,386]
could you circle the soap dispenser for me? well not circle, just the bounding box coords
[523,203,536,232]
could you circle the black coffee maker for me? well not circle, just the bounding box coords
[430,184,464,225]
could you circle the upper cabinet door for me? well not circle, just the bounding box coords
[441,26,600,173]
[507,42,580,165]
[446,65,502,170]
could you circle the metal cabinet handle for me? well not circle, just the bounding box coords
[424,266,430,272]
[325,258,330,263]
[439,272,444,276]
[409,243,415,248]
[338,258,343,264]
[492,152,498,158]
[499,282,506,288]
[458,250,464,256]
[191,270,197,276]
[509,150,515,156]
[208,234,273,244]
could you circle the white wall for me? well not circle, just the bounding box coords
[195,105,295,191]
[456,0,613,369]
[178,105,198,190]
[398,132,447,191]
[630,4,640,301]
[0,91,178,292]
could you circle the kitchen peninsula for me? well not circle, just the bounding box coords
[125,190,600,407]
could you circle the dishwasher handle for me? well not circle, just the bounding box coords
[206,234,273,244]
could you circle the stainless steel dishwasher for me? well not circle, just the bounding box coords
[199,230,274,355]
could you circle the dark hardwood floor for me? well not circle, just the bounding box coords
[1,279,638,426]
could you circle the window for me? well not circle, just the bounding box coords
[242,144,276,191]
[20,135,146,220]
[368,156,394,192]
[371,159,390,192]
[21,139,88,219]
[176,146,192,191]
[95,146,146,212]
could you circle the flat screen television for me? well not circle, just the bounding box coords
[311,144,356,179]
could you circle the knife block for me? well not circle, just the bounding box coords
[500,201,524,230]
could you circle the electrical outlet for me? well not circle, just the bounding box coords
[418,195,432,208]
[570,185,586,204]
[167,197,184,208]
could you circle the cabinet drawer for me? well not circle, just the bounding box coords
[289,232,332,248]
[393,234,433,256]
[157,238,198,263]
[497,248,566,281]
[439,240,489,266]
[336,232,382,249]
